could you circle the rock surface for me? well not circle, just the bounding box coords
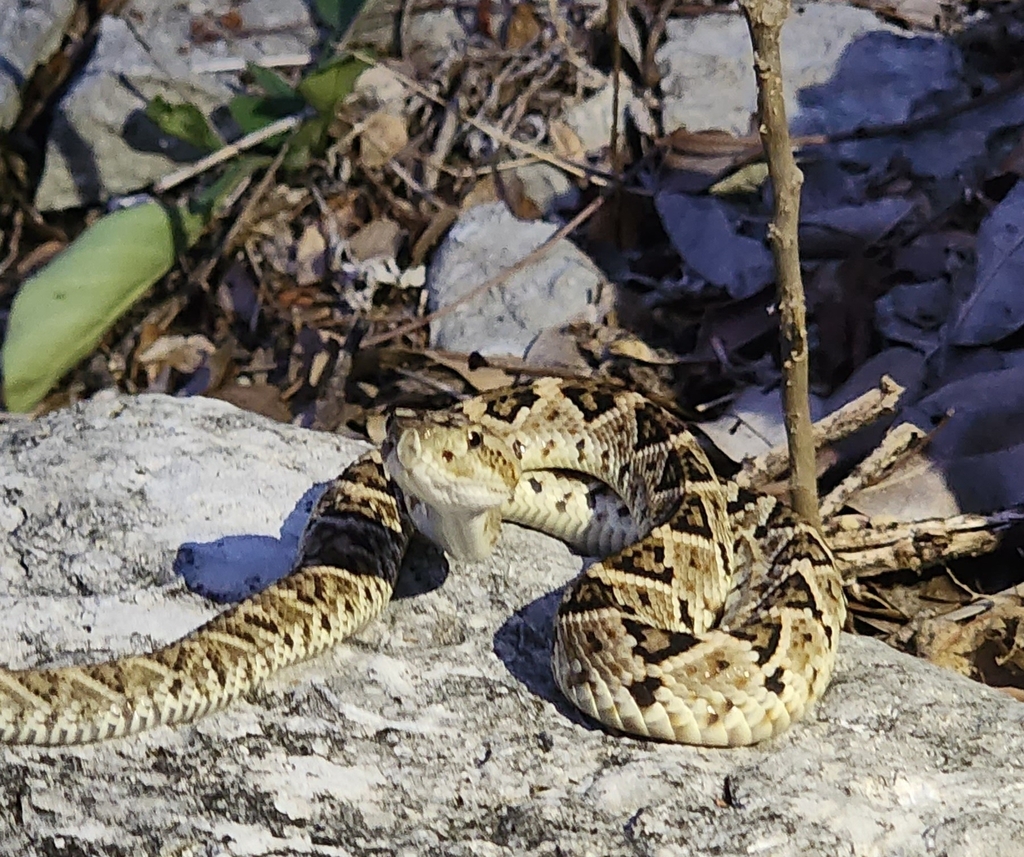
[654,3,900,137]
[36,0,319,210]
[0,0,75,130]
[2,394,1024,856]
[29,0,468,210]
[426,202,610,357]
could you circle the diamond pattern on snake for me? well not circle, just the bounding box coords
[0,378,845,746]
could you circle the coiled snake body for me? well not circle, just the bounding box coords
[0,378,845,746]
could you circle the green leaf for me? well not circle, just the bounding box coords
[245,62,297,99]
[313,0,368,38]
[146,96,223,152]
[281,115,333,171]
[710,163,769,197]
[2,202,207,412]
[196,156,273,211]
[228,93,305,136]
[297,54,370,114]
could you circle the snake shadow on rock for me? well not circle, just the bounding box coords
[493,588,603,733]
[172,481,448,604]
[171,476,585,729]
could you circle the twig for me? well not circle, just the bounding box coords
[348,50,608,186]
[827,509,1024,579]
[187,141,293,289]
[190,53,314,75]
[0,208,22,278]
[661,71,1024,185]
[736,375,905,490]
[608,0,622,173]
[740,0,818,527]
[153,112,308,194]
[819,421,925,519]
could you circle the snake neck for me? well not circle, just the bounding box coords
[404,491,503,561]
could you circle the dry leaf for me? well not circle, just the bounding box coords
[411,205,459,266]
[366,412,389,444]
[849,0,957,31]
[605,334,678,365]
[654,190,774,299]
[210,382,293,423]
[844,451,960,521]
[349,218,403,261]
[693,295,775,363]
[951,182,1024,345]
[504,3,541,50]
[548,120,585,162]
[496,171,542,221]
[421,349,513,391]
[906,594,1024,692]
[461,174,501,211]
[523,325,591,372]
[15,240,66,277]
[295,224,327,286]
[360,111,408,169]
[137,335,215,374]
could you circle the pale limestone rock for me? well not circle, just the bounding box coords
[1,394,1022,855]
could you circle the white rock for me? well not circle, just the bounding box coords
[35,1,319,210]
[427,202,609,357]
[0,0,75,130]
[1,394,1023,854]
[655,2,901,137]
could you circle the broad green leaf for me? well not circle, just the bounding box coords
[2,202,206,412]
[711,163,769,197]
[228,93,305,136]
[146,96,223,152]
[245,62,297,99]
[314,0,368,38]
[195,155,272,210]
[282,115,333,171]
[297,54,370,114]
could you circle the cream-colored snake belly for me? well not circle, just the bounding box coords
[0,378,845,746]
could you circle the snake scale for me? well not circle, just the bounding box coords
[0,378,845,746]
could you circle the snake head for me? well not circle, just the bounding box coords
[382,411,521,561]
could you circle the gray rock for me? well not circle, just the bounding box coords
[35,0,319,210]
[0,0,76,130]
[427,202,609,357]
[349,0,454,55]
[512,163,581,217]
[655,2,899,137]
[401,7,468,68]
[2,394,1023,856]
[560,73,648,154]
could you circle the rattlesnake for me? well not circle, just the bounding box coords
[0,378,845,746]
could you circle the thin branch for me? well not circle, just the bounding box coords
[736,375,905,490]
[739,0,818,527]
[348,50,609,187]
[818,421,926,519]
[153,112,308,194]
[827,509,1024,579]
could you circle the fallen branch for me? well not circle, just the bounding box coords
[818,421,927,519]
[737,375,905,490]
[827,509,1024,579]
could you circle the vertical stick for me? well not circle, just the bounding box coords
[739,0,820,528]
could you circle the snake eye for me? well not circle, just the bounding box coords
[467,430,483,448]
